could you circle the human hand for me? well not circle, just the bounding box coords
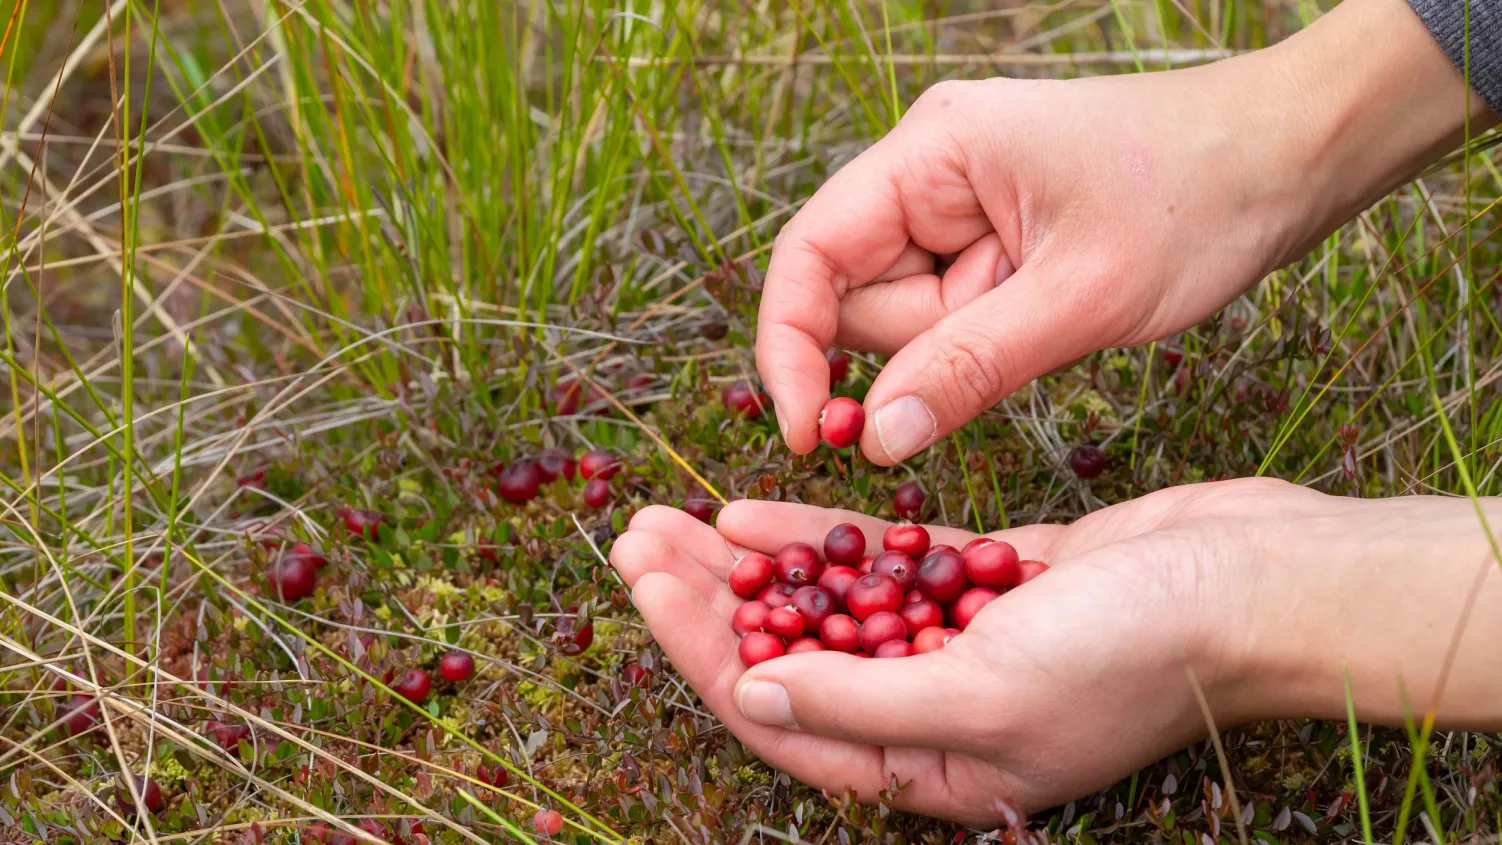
[609,479,1341,825]
[758,0,1495,465]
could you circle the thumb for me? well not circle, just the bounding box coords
[860,259,1092,465]
[734,649,987,749]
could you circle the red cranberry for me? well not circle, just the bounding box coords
[916,550,968,603]
[904,589,925,604]
[392,668,432,703]
[738,632,785,666]
[826,348,850,386]
[857,554,876,574]
[898,599,944,637]
[857,611,907,654]
[912,626,955,654]
[531,809,564,836]
[818,614,860,653]
[729,553,776,599]
[60,695,98,736]
[757,581,798,605]
[765,606,805,639]
[874,640,914,658]
[819,397,865,448]
[551,378,582,415]
[622,663,651,687]
[116,776,164,815]
[582,477,612,509]
[961,537,995,556]
[1017,559,1050,584]
[1068,444,1108,479]
[536,447,577,481]
[883,523,930,557]
[789,586,835,629]
[927,543,958,556]
[1163,347,1184,366]
[816,565,860,610]
[871,551,917,591]
[579,450,623,480]
[496,460,544,504]
[774,542,823,587]
[268,553,317,602]
[553,608,594,655]
[786,637,826,654]
[732,600,772,636]
[438,651,476,682]
[721,380,769,418]
[964,541,1020,589]
[284,541,328,570]
[683,497,716,524]
[951,587,1000,630]
[893,482,926,520]
[206,720,250,750]
[823,523,866,566]
[337,506,385,539]
[845,573,904,621]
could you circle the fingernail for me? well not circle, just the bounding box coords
[737,680,797,728]
[775,407,789,441]
[872,395,937,463]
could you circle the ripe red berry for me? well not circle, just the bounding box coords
[819,397,865,448]
[438,651,476,682]
[757,581,798,605]
[857,611,907,654]
[818,614,860,652]
[738,632,785,666]
[117,776,164,815]
[893,482,926,520]
[951,587,1000,630]
[786,637,826,654]
[858,554,876,574]
[789,586,835,630]
[579,450,623,480]
[823,523,866,566]
[284,541,328,570]
[961,537,995,556]
[582,477,611,509]
[883,523,930,557]
[206,720,250,750]
[871,550,919,592]
[683,497,716,524]
[826,349,850,386]
[729,553,776,599]
[774,542,823,587]
[60,695,98,737]
[531,808,565,836]
[1017,559,1051,584]
[551,378,582,415]
[731,600,772,636]
[338,506,385,539]
[1163,347,1185,366]
[916,549,968,603]
[1068,444,1108,479]
[622,663,651,687]
[765,606,805,639]
[268,553,317,602]
[874,640,915,658]
[536,447,577,482]
[927,543,958,556]
[898,599,944,637]
[392,668,432,703]
[553,608,594,655]
[964,540,1020,589]
[816,565,860,610]
[721,380,769,418]
[904,589,925,604]
[496,460,544,504]
[845,573,904,621]
[912,626,955,654]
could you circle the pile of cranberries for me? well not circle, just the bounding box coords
[728,522,1049,665]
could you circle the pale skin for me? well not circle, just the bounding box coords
[610,0,1502,827]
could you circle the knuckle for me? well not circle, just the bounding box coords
[937,329,1008,411]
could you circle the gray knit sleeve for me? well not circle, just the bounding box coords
[1408,0,1502,115]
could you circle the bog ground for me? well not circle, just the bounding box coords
[1,1,1499,843]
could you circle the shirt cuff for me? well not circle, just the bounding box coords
[1407,0,1502,116]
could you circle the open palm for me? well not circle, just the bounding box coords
[609,479,1323,825]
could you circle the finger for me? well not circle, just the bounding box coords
[609,530,742,619]
[860,260,1090,465]
[626,504,743,578]
[733,648,991,750]
[718,499,978,555]
[870,240,936,283]
[836,234,1013,354]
